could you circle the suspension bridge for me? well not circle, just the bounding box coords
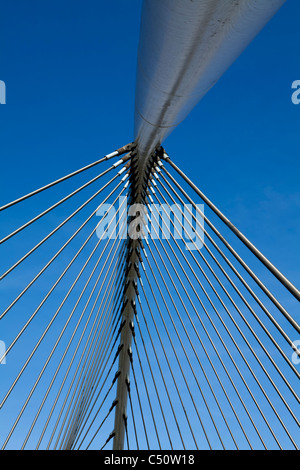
[0,0,299,451]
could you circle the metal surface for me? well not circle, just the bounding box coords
[112,240,139,450]
[134,0,286,164]
[112,150,158,450]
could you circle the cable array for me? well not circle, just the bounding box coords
[0,144,299,450]
[0,144,134,449]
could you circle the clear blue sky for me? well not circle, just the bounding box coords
[1,0,299,284]
[0,0,299,450]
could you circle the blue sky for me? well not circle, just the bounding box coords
[0,0,299,450]
[1,0,299,283]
